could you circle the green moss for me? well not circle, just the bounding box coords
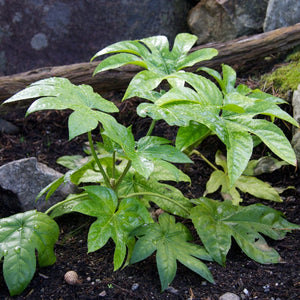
[260,49,300,98]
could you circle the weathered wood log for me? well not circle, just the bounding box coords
[0,23,300,108]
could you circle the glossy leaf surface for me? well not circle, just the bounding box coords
[3,77,119,140]
[190,198,299,265]
[131,213,214,291]
[53,186,152,270]
[205,151,284,204]
[118,172,193,218]
[0,211,59,296]
[92,33,217,99]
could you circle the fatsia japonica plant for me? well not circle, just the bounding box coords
[1,33,299,296]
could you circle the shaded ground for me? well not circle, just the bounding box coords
[0,71,299,299]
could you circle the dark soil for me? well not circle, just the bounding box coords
[0,74,299,299]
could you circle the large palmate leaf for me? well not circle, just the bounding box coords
[205,152,284,204]
[118,172,193,218]
[0,210,59,296]
[130,213,214,291]
[91,33,218,99]
[190,197,300,265]
[2,77,119,139]
[92,33,217,75]
[139,71,296,185]
[49,186,152,270]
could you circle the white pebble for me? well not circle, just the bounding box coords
[131,283,139,291]
[64,270,79,285]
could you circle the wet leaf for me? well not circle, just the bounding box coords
[0,211,59,296]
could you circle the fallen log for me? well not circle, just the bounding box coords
[0,23,300,108]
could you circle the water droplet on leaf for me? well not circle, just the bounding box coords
[14,246,21,253]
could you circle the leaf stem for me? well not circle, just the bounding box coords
[146,120,156,136]
[88,131,112,188]
[114,160,132,191]
[45,193,86,215]
[121,191,190,215]
[190,149,219,171]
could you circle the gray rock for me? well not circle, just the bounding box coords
[187,0,268,45]
[292,84,300,124]
[292,84,300,166]
[0,0,193,75]
[264,0,300,32]
[0,51,6,74]
[219,292,240,300]
[0,117,19,134]
[0,157,77,212]
[31,33,49,51]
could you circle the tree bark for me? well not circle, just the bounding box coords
[0,23,300,107]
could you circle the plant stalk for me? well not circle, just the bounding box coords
[88,131,112,188]
[45,193,86,215]
[114,160,132,191]
[190,149,219,171]
[146,120,156,136]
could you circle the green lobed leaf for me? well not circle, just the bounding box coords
[59,185,152,270]
[3,78,119,140]
[166,72,223,106]
[171,33,197,59]
[204,168,243,205]
[136,136,192,164]
[190,198,300,265]
[206,151,284,204]
[248,89,287,104]
[176,48,218,70]
[175,121,211,151]
[221,64,237,94]
[150,160,191,183]
[229,117,296,166]
[137,101,229,145]
[197,66,225,91]
[235,176,283,202]
[131,213,214,291]
[93,53,147,74]
[225,124,253,185]
[0,211,59,296]
[118,173,193,218]
[91,40,150,61]
[123,70,164,100]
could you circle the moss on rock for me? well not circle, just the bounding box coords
[260,48,300,98]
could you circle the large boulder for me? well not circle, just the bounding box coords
[0,157,77,213]
[187,0,269,44]
[263,0,300,32]
[0,0,192,75]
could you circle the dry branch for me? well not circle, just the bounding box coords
[0,23,300,107]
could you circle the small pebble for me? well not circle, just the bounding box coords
[64,270,79,285]
[243,288,249,296]
[219,292,240,300]
[263,284,270,292]
[99,290,107,297]
[131,283,139,291]
[166,286,179,295]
